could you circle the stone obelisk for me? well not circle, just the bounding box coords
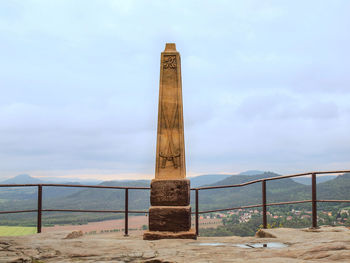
[143,43,196,240]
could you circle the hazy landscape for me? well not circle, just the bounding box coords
[1,171,349,236]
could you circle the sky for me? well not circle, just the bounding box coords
[0,0,349,181]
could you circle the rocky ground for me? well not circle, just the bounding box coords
[0,226,349,262]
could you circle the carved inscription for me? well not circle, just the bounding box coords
[159,103,180,168]
[163,55,177,69]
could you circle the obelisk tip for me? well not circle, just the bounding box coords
[164,43,176,52]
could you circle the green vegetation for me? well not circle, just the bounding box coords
[200,214,262,237]
[199,205,350,237]
[0,226,36,236]
[193,172,350,213]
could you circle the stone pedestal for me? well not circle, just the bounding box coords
[143,229,196,240]
[143,43,196,240]
[150,179,190,206]
[144,179,196,240]
[148,206,191,231]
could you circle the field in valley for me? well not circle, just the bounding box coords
[43,215,149,234]
[0,216,222,236]
[42,216,222,234]
[0,226,36,236]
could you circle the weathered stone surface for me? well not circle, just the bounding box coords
[255,229,276,238]
[64,230,83,239]
[145,43,192,240]
[149,206,191,232]
[1,226,350,262]
[150,179,190,206]
[143,229,196,240]
[155,43,186,180]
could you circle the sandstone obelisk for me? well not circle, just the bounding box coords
[143,43,196,240]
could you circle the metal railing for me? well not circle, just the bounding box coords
[0,170,349,236]
[192,170,350,235]
[0,183,149,236]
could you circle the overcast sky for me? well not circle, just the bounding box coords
[0,0,349,181]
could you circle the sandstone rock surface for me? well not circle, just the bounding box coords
[64,230,84,239]
[148,206,191,231]
[143,229,196,241]
[150,179,190,206]
[1,226,349,262]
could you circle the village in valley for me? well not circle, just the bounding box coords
[196,207,350,236]
[203,208,349,225]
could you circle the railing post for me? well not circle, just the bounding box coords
[312,173,317,228]
[37,185,42,233]
[195,189,199,236]
[124,188,129,236]
[262,180,267,229]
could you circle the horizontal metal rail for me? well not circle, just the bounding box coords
[0,209,37,214]
[42,209,148,213]
[192,170,350,190]
[0,183,150,190]
[317,200,350,203]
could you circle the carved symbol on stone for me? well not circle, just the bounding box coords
[163,55,177,69]
[159,151,180,169]
[159,103,180,169]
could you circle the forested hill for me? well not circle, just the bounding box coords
[37,172,350,212]
[194,172,304,211]
[47,180,151,212]
[194,172,350,211]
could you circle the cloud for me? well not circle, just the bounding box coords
[236,94,340,120]
[0,0,349,179]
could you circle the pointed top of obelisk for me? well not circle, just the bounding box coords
[164,43,177,52]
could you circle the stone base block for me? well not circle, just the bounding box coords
[149,206,191,232]
[151,179,190,206]
[143,229,197,240]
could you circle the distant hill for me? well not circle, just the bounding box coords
[45,180,151,213]
[189,171,267,187]
[1,170,265,188]
[316,173,350,200]
[193,172,305,211]
[19,172,350,211]
[1,174,103,185]
[2,173,350,207]
[32,177,103,185]
[190,172,350,212]
[1,174,44,184]
[189,174,232,187]
[292,175,337,185]
[0,174,82,200]
[238,170,265,176]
